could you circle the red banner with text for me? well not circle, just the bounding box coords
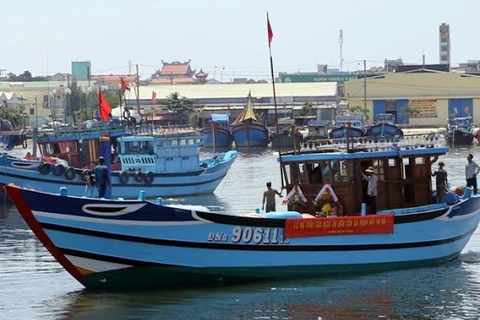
[284,214,394,238]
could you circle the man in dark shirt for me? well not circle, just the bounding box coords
[94,156,111,198]
[432,161,448,203]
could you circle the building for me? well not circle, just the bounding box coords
[123,82,339,125]
[439,23,451,66]
[344,69,480,126]
[71,61,91,80]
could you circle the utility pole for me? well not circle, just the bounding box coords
[339,30,344,71]
[363,60,367,123]
[136,64,140,113]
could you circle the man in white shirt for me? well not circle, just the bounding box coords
[465,153,480,194]
[362,166,378,214]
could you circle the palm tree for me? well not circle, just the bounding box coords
[0,105,29,129]
[302,101,314,116]
[164,92,195,123]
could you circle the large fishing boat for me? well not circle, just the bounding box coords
[4,134,480,289]
[230,94,269,147]
[0,132,237,198]
[200,113,233,149]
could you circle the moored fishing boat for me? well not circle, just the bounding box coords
[231,93,269,147]
[445,116,474,146]
[0,132,237,198]
[365,113,403,141]
[4,134,480,290]
[200,113,233,149]
[329,115,365,140]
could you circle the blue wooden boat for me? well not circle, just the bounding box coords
[445,116,474,146]
[200,114,233,149]
[329,115,365,140]
[4,136,480,289]
[0,119,28,150]
[231,94,269,147]
[365,113,403,141]
[0,133,237,198]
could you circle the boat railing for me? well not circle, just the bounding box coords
[296,134,444,153]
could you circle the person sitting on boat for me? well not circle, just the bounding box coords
[85,161,97,198]
[24,152,33,160]
[262,182,282,213]
[95,156,111,198]
[362,166,378,214]
[465,154,480,194]
[432,161,448,203]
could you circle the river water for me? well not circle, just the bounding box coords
[1,145,480,320]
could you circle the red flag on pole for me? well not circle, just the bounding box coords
[121,78,130,91]
[267,13,273,47]
[99,88,112,122]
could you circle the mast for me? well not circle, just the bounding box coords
[363,60,367,123]
[135,64,140,114]
[267,12,285,189]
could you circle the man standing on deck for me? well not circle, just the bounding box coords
[362,166,378,214]
[465,154,480,194]
[95,156,111,198]
[262,182,282,213]
[432,161,448,203]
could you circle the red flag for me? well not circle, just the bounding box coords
[121,78,130,91]
[267,13,273,47]
[152,91,157,105]
[99,88,112,122]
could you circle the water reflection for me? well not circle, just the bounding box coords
[53,258,480,320]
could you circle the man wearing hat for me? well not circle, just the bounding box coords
[432,161,448,203]
[94,156,111,198]
[362,166,378,214]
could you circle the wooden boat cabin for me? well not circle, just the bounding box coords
[36,125,151,169]
[279,139,448,215]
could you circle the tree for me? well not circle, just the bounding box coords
[302,101,314,116]
[0,105,29,129]
[349,105,370,122]
[163,92,195,122]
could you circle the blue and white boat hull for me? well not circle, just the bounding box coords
[6,184,480,289]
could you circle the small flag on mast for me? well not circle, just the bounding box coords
[267,13,273,47]
[121,78,130,91]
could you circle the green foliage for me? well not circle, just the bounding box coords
[302,101,314,116]
[163,92,195,122]
[7,71,47,81]
[0,105,29,129]
[349,105,370,121]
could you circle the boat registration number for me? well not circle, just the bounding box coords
[206,226,290,244]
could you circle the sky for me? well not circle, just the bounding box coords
[3,0,479,81]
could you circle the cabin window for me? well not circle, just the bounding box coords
[373,160,385,181]
[388,159,396,166]
[171,140,178,146]
[415,157,425,164]
[283,164,291,185]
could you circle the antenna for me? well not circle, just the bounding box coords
[128,60,132,75]
[339,29,344,71]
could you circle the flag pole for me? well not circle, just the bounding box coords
[267,12,285,190]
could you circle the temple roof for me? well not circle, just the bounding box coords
[159,60,193,76]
